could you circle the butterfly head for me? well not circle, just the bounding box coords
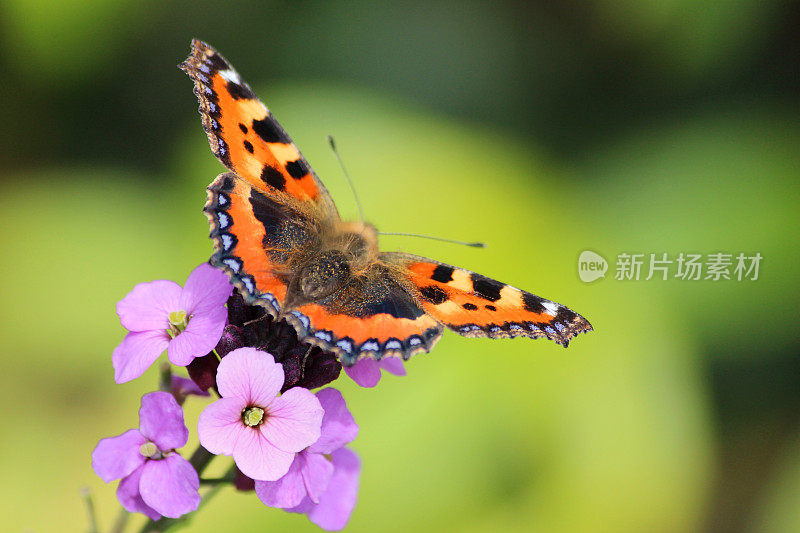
[327,220,379,269]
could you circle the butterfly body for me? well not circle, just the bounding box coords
[183,40,592,366]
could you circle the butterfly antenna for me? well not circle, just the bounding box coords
[328,135,365,224]
[378,232,486,248]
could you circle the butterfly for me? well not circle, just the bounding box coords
[181,40,592,366]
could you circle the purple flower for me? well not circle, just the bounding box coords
[287,448,362,531]
[345,357,406,388]
[112,263,233,383]
[255,388,358,509]
[91,392,200,520]
[197,347,324,481]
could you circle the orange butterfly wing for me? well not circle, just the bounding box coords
[204,172,322,316]
[182,40,337,215]
[284,266,444,365]
[386,253,593,347]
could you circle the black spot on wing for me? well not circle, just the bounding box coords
[248,189,314,264]
[243,140,254,153]
[252,116,291,144]
[285,159,310,179]
[462,302,478,310]
[358,278,425,320]
[249,189,291,251]
[363,295,424,320]
[423,327,441,342]
[470,273,503,302]
[207,53,229,72]
[217,174,235,192]
[261,165,286,190]
[431,264,454,283]
[226,80,256,100]
[238,123,248,133]
[419,285,448,305]
[522,292,546,314]
[249,189,282,232]
[485,305,496,311]
[554,306,577,323]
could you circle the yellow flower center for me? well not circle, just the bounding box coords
[139,441,160,459]
[242,406,265,427]
[168,310,189,337]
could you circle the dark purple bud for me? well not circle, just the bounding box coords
[225,289,342,392]
[186,352,219,392]
[216,324,245,357]
[225,292,249,327]
[296,348,342,390]
[279,344,341,392]
[279,349,303,391]
[233,468,255,492]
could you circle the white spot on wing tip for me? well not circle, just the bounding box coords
[218,69,242,84]
[542,300,560,315]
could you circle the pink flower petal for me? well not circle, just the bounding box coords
[216,348,283,405]
[308,388,359,455]
[379,357,406,376]
[287,448,361,531]
[262,387,323,453]
[113,330,169,384]
[117,279,181,332]
[254,454,308,508]
[255,451,335,509]
[197,397,249,456]
[92,429,146,482]
[138,392,188,451]
[344,359,381,388]
[139,454,200,519]
[232,426,295,481]
[302,452,335,504]
[117,466,161,521]
[289,496,314,515]
[167,306,227,366]
[179,263,233,315]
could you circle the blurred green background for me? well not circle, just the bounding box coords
[1,1,798,532]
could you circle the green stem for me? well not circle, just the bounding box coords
[199,474,236,485]
[81,487,99,533]
[159,363,172,393]
[111,507,130,533]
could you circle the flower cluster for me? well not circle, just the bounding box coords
[93,263,405,530]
